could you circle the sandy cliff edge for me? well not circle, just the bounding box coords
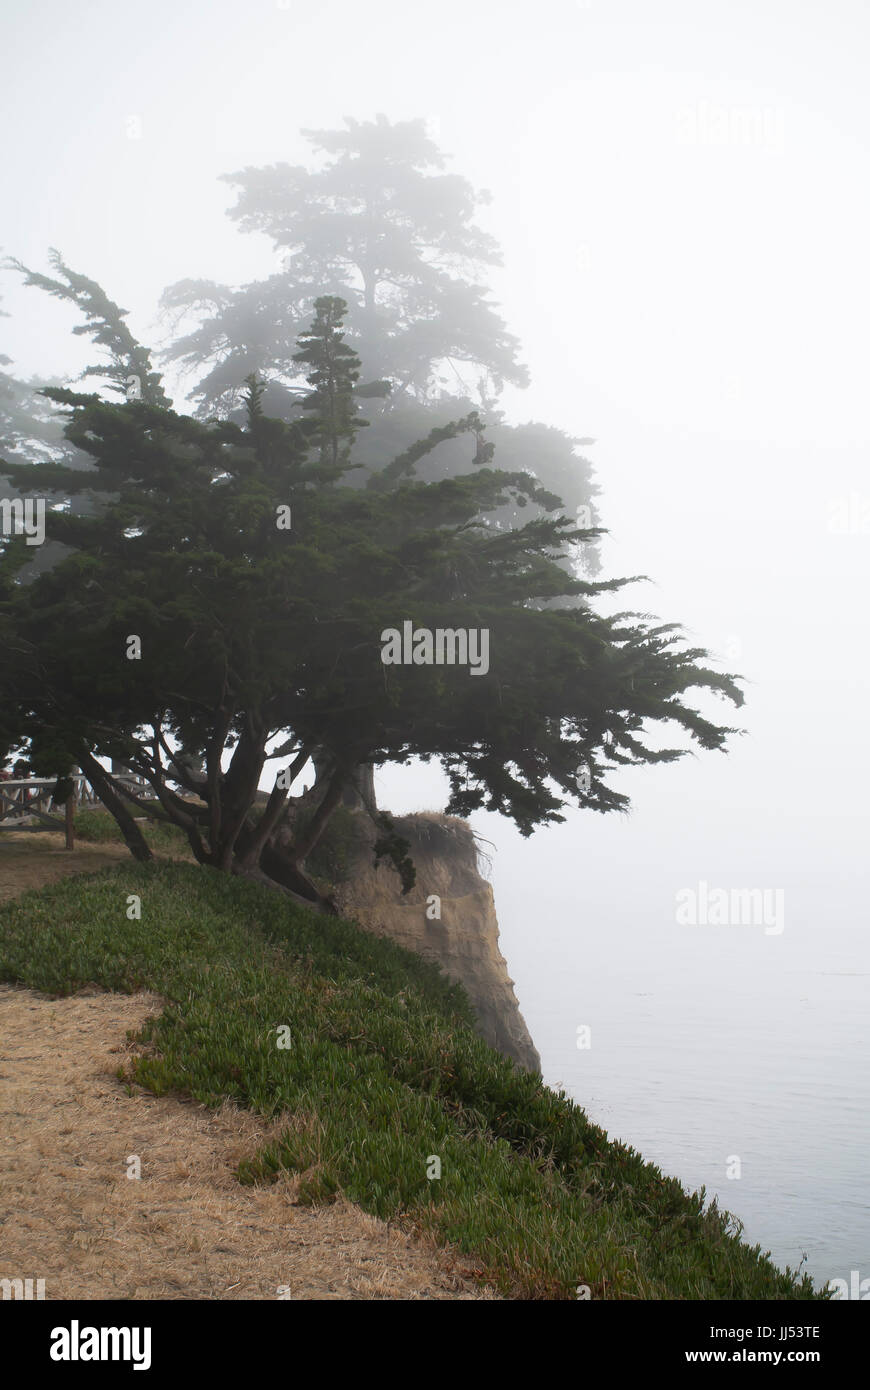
[330,812,541,1074]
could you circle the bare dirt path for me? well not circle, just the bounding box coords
[0,839,496,1300]
[0,832,132,904]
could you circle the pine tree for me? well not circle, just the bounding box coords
[8,250,169,407]
[292,295,370,471]
[2,286,742,906]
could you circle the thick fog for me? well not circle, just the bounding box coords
[3,0,868,1285]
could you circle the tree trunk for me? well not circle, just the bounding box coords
[79,750,153,863]
[255,845,338,914]
[216,723,266,870]
[312,751,376,812]
[342,762,376,809]
[232,859,337,915]
[291,765,347,865]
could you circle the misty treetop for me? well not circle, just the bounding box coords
[162,115,528,411]
[157,114,602,573]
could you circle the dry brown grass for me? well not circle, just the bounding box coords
[0,831,132,904]
[0,837,499,1300]
[0,985,497,1300]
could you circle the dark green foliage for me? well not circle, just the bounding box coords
[372,810,416,895]
[0,285,743,891]
[292,295,370,471]
[6,250,169,408]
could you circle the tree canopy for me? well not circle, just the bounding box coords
[0,280,742,909]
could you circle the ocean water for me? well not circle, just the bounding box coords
[526,919,869,1293]
[472,764,869,1293]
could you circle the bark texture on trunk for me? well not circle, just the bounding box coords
[79,751,154,863]
[342,762,376,809]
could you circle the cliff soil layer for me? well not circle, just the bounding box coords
[330,811,541,1074]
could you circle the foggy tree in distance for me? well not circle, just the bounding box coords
[161,114,528,414]
[159,115,602,574]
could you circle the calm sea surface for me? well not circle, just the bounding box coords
[524,918,869,1293]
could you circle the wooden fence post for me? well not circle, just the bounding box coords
[65,789,75,851]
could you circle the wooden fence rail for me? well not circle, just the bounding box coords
[0,773,153,847]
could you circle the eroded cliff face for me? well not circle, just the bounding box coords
[331,812,541,1074]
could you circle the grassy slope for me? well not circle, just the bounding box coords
[74,807,193,855]
[0,859,825,1301]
